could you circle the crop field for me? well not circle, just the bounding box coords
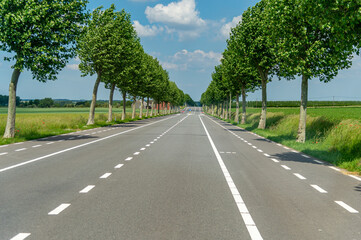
[214,106,361,174]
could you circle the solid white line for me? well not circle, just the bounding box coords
[10,233,31,240]
[349,175,361,181]
[32,145,41,148]
[263,153,270,157]
[311,185,327,193]
[0,116,177,173]
[293,173,306,180]
[0,152,8,156]
[115,164,124,169]
[199,116,263,240]
[48,203,70,215]
[134,152,140,155]
[79,185,95,193]
[100,173,112,179]
[335,201,359,213]
[271,158,279,163]
[15,148,27,152]
[125,157,133,161]
[329,166,341,172]
[302,154,310,158]
[281,165,291,170]
[313,160,323,164]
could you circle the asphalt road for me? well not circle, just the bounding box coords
[1,107,361,240]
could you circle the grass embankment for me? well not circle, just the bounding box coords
[219,107,361,174]
[0,107,168,145]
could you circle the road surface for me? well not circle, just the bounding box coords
[1,107,360,239]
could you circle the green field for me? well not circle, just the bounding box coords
[213,106,361,174]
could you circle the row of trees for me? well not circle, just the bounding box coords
[0,1,187,138]
[201,0,361,142]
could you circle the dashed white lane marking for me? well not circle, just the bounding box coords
[48,203,71,215]
[232,152,236,154]
[46,142,54,145]
[349,175,361,181]
[335,201,359,213]
[244,140,248,143]
[313,160,323,164]
[226,152,231,154]
[115,164,124,169]
[0,152,8,156]
[125,157,133,161]
[271,158,279,163]
[134,152,140,155]
[100,173,112,179]
[293,173,306,180]
[281,165,291,170]
[329,166,341,172]
[79,185,95,193]
[220,151,225,154]
[263,153,270,157]
[14,142,24,145]
[247,143,252,145]
[157,137,160,139]
[15,148,27,152]
[10,233,31,240]
[252,146,257,149]
[257,149,263,153]
[140,148,146,151]
[0,115,177,173]
[150,142,154,144]
[146,144,150,147]
[0,145,9,148]
[302,154,310,158]
[311,185,327,193]
[32,145,41,148]
[199,116,263,240]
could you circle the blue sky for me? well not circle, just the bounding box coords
[0,0,360,101]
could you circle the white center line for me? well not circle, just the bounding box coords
[150,142,154,144]
[125,157,133,161]
[329,166,341,172]
[199,116,263,240]
[115,164,124,169]
[247,143,252,146]
[10,233,31,240]
[281,165,291,170]
[79,185,95,193]
[140,148,146,151]
[252,146,257,149]
[134,152,140,155]
[32,145,41,148]
[15,148,27,152]
[335,201,359,213]
[146,144,150,147]
[293,173,306,180]
[263,153,270,157]
[271,158,279,163]
[257,149,263,153]
[0,152,8,156]
[46,142,54,145]
[311,185,327,193]
[100,173,112,179]
[48,203,71,215]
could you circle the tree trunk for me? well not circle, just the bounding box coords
[146,97,149,117]
[225,100,228,120]
[235,93,240,123]
[122,91,127,120]
[87,73,101,125]
[140,97,144,119]
[132,96,136,119]
[258,70,268,129]
[3,68,21,138]
[297,74,308,143]
[107,83,115,123]
[150,100,154,117]
[229,93,232,120]
[211,104,214,115]
[241,85,247,124]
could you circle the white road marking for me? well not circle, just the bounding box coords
[46,142,54,145]
[263,153,270,157]
[329,166,341,172]
[115,164,124,169]
[220,151,225,154]
[313,160,323,164]
[10,233,31,240]
[146,144,150,147]
[0,145,9,148]
[0,116,178,173]
[58,140,64,142]
[226,152,231,154]
[293,173,306,180]
[252,146,257,149]
[283,147,290,150]
[199,116,263,240]
[277,144,282,147]
[15,148,27,152]
[281,165,291,170]
[302,154,310,158]
[134,152,140,155]
[335,201,359,213]
[125,157,133,161]
[100,173,112,179]
[291,150,298,153]
[32,145,41,148]
[140,148,146,151]
[79,185,95,193]
[311,185,327,193]
[247,143,252,145]
[244,140,248,143]
[150,142,154,144]
[349,175,361,181]
[0,152,8,156]
[48,203,71,215]
[15,142,24,145]
[232,152,236,154]
[257,149,263,153]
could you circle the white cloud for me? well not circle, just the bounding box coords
[129,0,158,2]
[145,0,206,40]
[220,15,242,38]
[161,49,222,72]
[133,20,163,37]
[66,64,79,70]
